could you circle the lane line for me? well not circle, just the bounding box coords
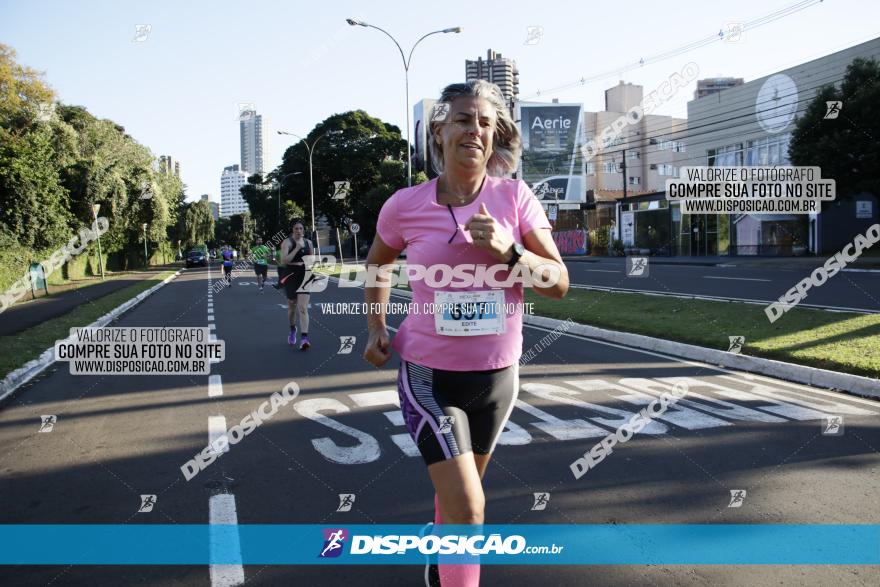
[209,494,244,587]
[208,416,229,454]
[702,276,771,282]
[208,375,223,398]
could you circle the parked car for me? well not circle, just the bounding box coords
[186,250,207,267]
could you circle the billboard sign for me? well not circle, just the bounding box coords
[519,103,585,203]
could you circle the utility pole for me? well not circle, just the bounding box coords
[621,148,627,201]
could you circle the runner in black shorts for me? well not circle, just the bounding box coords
[397,361,518,466]
[279,219,313,349]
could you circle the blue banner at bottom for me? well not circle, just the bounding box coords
[0,525,877,565]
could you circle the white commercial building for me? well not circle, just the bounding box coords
[220,164,249,217]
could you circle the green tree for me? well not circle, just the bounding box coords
[0,44,55,133]
[274,110,408,235]
[212,216,233,249]
[182,199,214,248]
[789,58,880,202]
[229,212,255,254]
[0,124,73,249]
[240,176,277,236]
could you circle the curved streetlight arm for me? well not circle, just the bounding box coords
[361,23,407,71]
[407,29,449,70]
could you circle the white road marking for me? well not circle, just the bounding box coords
[208,315,214,322]
[350,390,399,407]
[209,375,223,398]
[703,276,771,282]
[293,398,381,464]
[208,416,229,455]
[209,493,244,587]
[209,323,216,331]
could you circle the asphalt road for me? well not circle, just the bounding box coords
[0,264,878,586]
[561,258,880,313]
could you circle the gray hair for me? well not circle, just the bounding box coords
[428,80,521,177]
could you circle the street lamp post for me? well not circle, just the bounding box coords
[277,129,341,256]
[346,19,461,187]
[92,204,105,280]
[142,223,149,268]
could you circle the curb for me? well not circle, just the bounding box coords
[0,269,183,404]
[333,276,880,400]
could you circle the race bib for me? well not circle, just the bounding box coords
[434,290,505,336]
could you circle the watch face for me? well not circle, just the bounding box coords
[756,74,798,134]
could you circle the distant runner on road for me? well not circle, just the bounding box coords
[221,244,234,288]
[251,236,270,292]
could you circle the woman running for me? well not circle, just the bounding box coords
[279,219,314,350]
[363,80,569,586]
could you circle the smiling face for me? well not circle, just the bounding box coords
[433,96,497,174]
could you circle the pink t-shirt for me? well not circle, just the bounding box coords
[376,175,552,371]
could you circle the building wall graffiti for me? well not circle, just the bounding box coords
[553,229,588,255]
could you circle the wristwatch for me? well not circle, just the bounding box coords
[506,242,525,268]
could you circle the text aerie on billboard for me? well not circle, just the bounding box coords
[531,115,573,130]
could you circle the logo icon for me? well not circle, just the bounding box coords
[319,528,348,558]
[237,102,256,121]
[822,415,844,436]
[531,492,550,511]
[728,336,745,354]
[133,24,152,43]
[336,494,355,512]
[728,489,746,508]
[438,416,455,433]
[38,415,57,433]
[139,179,153,200]
[626,257,649,277]
[337,336,356,355]
[431,103,451,123]
[332,181,350,200]
[36,102,55,123]
[824,101,842,120]
[138,494,157,513]
[723,22,744,43]
[524,26,544,46]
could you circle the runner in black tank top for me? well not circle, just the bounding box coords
[279,219,313,349]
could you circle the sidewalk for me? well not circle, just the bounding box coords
[0,265,182,337]
[560,254,880,270]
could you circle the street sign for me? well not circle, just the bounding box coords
[548,204,558,221]
[350,223,360,234]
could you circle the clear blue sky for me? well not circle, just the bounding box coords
[1,0,877,201]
